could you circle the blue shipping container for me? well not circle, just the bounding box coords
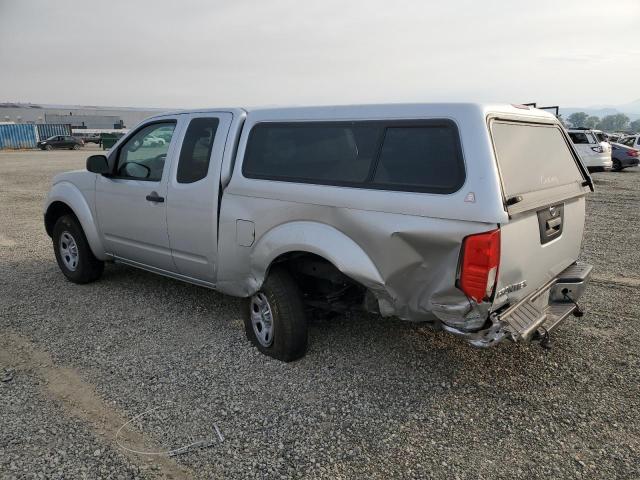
[36,123,71,141]
[0,124,38,149]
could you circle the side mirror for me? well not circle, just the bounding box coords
[86,155,110,174]
[120,162,150,179]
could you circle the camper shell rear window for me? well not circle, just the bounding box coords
[242,120,465,194]
[491,121,585,199]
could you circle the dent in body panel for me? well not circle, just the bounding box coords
[216,192,495,324]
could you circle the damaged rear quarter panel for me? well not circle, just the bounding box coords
[216,192,499,321]
[216,104,511,321]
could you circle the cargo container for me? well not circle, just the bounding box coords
[0,124,37,149]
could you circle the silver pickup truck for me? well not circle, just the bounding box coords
[44,103,593,361]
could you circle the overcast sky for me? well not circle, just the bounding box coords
[1,0,638,109]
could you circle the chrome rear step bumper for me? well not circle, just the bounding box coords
[442,262,592,348]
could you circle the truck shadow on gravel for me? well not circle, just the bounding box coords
[3,258,580,383]
[96,262,574,387]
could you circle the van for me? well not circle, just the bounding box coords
[44,103,593,361]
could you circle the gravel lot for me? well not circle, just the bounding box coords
[1,149,639,479]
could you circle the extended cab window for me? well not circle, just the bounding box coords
[115,122,175,181]
[177,117,219,183]
[491,122,584,198]
[242,120,464,193]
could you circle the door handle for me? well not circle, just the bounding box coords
[146,192,164,203]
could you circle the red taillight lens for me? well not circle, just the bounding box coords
[459,229,501,303]
[629,149,638,157]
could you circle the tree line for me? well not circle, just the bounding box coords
[565,112,640,132]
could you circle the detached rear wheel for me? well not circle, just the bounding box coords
[245,267,307,362]
[53,215,104,284]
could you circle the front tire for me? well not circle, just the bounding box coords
[244,267,308,362]
[52,215,104,284]
[45,144,53,151]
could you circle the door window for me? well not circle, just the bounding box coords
[177,117,219,183]
[115,122,176,181]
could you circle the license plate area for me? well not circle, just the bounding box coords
[537,203,564,244]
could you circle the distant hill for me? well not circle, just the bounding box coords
[560,99,640,121]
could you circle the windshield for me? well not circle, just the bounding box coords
[491,121,584,198]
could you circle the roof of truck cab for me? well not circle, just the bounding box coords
[148,103,558,122]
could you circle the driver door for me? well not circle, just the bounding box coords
[95,119,180,272]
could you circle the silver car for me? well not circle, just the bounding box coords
[44,103,593,361]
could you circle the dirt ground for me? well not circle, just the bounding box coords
[1,148,639,479]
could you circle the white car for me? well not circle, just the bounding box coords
[567,129,612,171]
[142,136,166,147]
[619,134,640,151]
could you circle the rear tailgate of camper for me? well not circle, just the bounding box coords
[489,119,592,340]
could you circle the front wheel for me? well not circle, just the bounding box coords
[612,159,622,171]
[53,215,104,284]
[73,144,81,150]
[45,144,53,151]
[244,267,308,362]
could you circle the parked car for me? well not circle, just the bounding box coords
[74,133,102,144]
[44,104,593,361]
[567,128,612,171]
[142,136,166,147]
[605,133,624,143]
[619,134,640,151]
[37,135,83,150]
[610,142,640,171]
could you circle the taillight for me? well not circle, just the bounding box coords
[459,229,501,303]
[629,149,638,157]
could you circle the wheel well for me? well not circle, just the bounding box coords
[269,251,366,312]
[44,201,76,237]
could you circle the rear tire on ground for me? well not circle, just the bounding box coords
[52,214,104,284]
[244,266,308,362]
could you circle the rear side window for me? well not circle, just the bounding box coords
[491,121,584,198]
[568,132,595,144]
[242,120,465,193]
[177,117,219,183]
[373,127,464,191]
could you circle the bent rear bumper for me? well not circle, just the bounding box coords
[442,261,592,348]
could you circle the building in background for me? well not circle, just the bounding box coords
[0,102,166,129]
